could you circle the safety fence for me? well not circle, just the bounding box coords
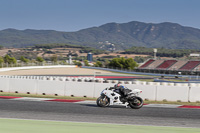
[0,75,199,102]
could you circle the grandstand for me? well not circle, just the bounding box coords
[168,60,188,71]
[137,59,200,75]
[139,59,155,68]
[156,60,177,69]
[179,61,200,71]
[193,64,200,71]
[142,60,164,69]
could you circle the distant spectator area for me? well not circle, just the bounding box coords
[139,59,155,68]
[138,59,200,72]
[156,60,177,69]
[179,61,200,71]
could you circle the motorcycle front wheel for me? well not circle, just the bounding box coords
[128,97,143,109]
[96,96,110,107]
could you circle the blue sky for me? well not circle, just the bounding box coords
[0,0,199,31]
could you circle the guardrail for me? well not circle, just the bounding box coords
[0,75,199,102]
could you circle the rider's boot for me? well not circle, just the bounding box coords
[110,99,114,105]
[125,103,130,108]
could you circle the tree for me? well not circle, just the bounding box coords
[10,57,17,64]
[94,61,103,67]
[20,56,29,63]
[4,55,10,64]
[84,60,90,66]
[4,55,16,64]
[108,57,138,70]
[51,55,58,62]
[124,58,138,70]
[0,56,4,64]
[73,60,82,67]
[0,45,3,50]
[36,57,44,62]
[134,56,145,63]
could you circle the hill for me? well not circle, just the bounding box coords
[1,21,200,50]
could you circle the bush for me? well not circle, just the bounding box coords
[108,57,138,70]
[163,99,167,102]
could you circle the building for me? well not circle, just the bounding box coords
[87,52,93,62]
[68,55,72,64]
[190,53,200,57]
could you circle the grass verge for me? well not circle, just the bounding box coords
[0,118,199,133]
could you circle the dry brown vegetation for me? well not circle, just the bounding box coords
[93,53,149,58]
[0,47,149,59]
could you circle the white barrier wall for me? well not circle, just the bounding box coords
[9,79,37,94]
[66,81,95,97]
[37,80,66,96]
[0,77,10,92]
[189,87,200,102]
[0,76,200,102]
[93,83,115,97]
[124,84,157,101]
[157,86,189,102]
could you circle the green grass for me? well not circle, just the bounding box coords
[0,118,199,133]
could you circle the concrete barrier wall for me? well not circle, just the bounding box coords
[0,76,200,102]
[0,77,10,92]
[125,84,157,101]
[37,80,66,96]
[157,86,189,102]
[66,81,95,97]
[92,83,115,97]
[9,78,37,94]
[189,87,200,102]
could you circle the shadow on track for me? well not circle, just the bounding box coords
[79,104,130,109]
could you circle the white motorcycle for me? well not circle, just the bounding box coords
[96,87,143,109]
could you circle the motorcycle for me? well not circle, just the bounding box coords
[96,87,143,109]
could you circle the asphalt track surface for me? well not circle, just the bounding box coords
[0,99,200,128]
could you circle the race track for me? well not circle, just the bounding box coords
[0,99,200,128]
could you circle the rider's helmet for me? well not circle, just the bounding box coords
[117,83,121,87]
[114,83,122,88]
[114,83,120,88]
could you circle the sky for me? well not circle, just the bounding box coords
[0,0,199,32]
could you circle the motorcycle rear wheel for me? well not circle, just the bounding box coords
[128,97,143,109]
[96,96,110,107]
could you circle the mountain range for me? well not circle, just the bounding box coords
[1,21,200,50]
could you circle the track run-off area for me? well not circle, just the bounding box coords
[0,99,200,133]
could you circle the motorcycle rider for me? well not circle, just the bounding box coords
[113,83,131,108]
[113,83,131,97]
